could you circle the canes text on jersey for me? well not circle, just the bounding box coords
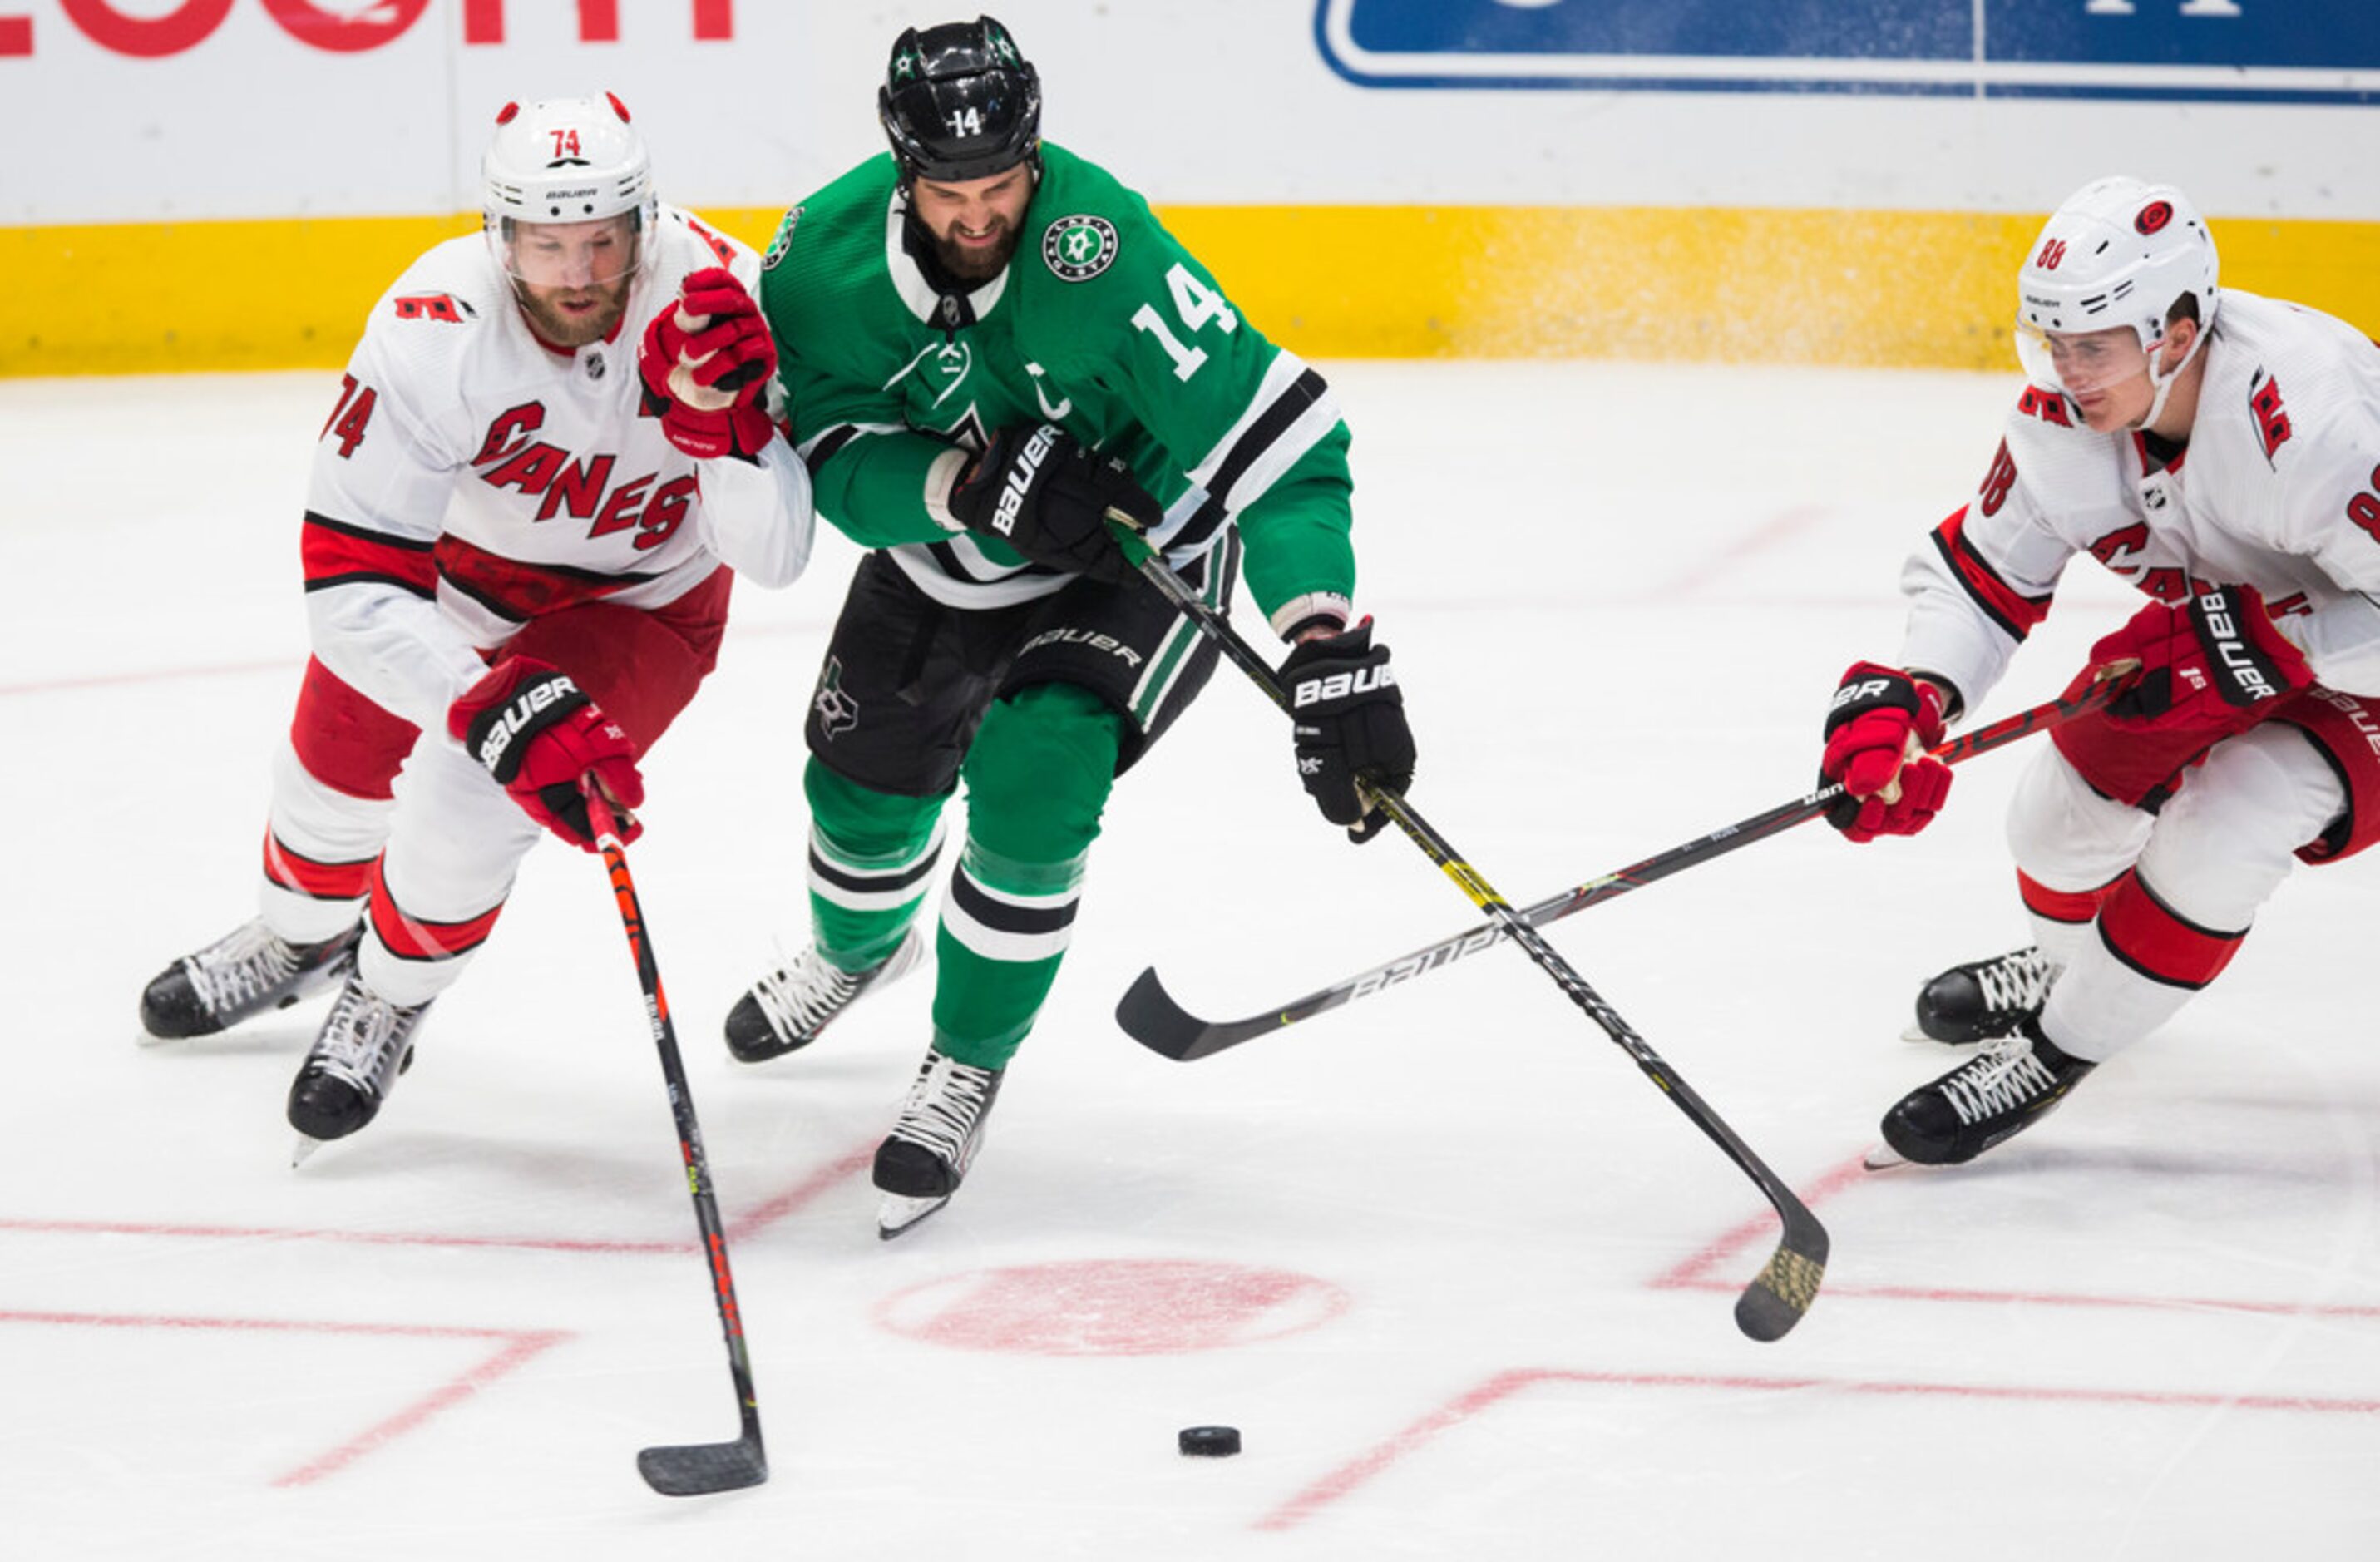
[471,402,699,551]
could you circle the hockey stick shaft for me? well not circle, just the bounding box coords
[1110,521,1825,1341]
[1117,673,2129,1061]
[586,792,768,1495]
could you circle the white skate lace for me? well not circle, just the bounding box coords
[748,949,866,1047]
[1973,948,2055,1016]
[886,1054,998,1169]
[748,932,922,1048]
[309,980,420,1090]
[186,921,303,1016]
[1938,1036,2061,1125]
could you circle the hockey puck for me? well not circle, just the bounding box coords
[1178,1425,1242,1457]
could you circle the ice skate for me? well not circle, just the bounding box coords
[873,1045,1004,1239]
[139,919,359,1042]
[724,927,926,1063]
[287,971,431,1162]
[1902,945,2057,1045]
[1876,1017,2096,1166]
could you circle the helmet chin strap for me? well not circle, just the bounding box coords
[2131,321,2209,432]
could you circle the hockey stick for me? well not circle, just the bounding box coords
[1109,521,1825,1342]
[586,791,768,1496]
[1119,674,2129,1063]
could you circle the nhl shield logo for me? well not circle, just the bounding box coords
[1042,215,1119,283]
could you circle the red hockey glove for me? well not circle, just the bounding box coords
[946,423,1159,585]
[637,267,776,462]
[1282,619,1416,843]
[449,657,645,852]
[1820,661,1951,843]
[2091,584,2312,730]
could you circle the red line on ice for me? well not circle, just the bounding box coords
[1647,1151,1869,1292]
[725,1139,879,1240]
[1646,503,1834,603]
[1643,1150,2380,1321]
[0,619,822,699]
[1257,1364,2380,1532]
[271,1327,571,1488]
[0,1137,876,1254]
[0,1214,682,1256]
[0,1309,570,1487]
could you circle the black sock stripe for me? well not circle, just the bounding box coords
[807,844,943,896]
[948,868,1079,937]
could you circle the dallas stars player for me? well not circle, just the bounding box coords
[732,16,1417,1236]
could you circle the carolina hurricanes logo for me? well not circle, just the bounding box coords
[2250,374,2294,462]
[2035,238,2067,271]
[2135,200,2174,235]
[393,293,470,323]
[2017,385,2071,428]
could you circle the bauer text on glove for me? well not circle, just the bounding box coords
[2090,584,2312,731]
[1820,660,1950,843]
[945,423,1160,584]
[1282,620,1416,843]
[449,657,645,851]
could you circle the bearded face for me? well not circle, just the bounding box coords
[502,215,640,347]
[910,163,1034,283]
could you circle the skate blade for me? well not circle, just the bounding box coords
[876,1191,951,1240]
[1862,1141,1911,1171]
[1901,1022,1992,1047]
[291,1134,328,1169]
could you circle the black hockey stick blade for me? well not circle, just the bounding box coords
[1732,1204,1831,1342]
[1116,966,1281,1060]
[637,1433,768,1497]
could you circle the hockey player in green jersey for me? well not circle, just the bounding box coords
[730,15,1418,1237]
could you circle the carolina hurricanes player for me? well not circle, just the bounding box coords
[136,94,814,1159]
[1820,175,2380,1167]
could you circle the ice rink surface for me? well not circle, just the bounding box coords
[5,362,2377,1560]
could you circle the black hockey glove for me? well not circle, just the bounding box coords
[1282,619,1415,843]
[947,423,1159,585]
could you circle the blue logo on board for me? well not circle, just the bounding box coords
[1315,1,2380,103]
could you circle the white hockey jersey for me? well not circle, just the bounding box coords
[1899,291,2380,717]
[301,205,814,734]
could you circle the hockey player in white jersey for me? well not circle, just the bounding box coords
[1818,175,2380,1166]
[136,94,815,1157]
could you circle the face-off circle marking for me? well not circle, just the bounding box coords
[875,1258,1349,1355]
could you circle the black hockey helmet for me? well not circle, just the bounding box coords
[878,16,1042,186]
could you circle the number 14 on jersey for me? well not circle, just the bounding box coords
[1133,264,1237,381]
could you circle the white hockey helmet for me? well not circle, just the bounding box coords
[481,92,656,274]
[2014,175,2218,423]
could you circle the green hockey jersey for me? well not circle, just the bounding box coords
[758,143,1356,638]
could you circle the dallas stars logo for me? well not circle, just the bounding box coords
[812,657,860,740]
[891,48,922,82]
[762,205,802,272]
[1041,214,1119,283]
